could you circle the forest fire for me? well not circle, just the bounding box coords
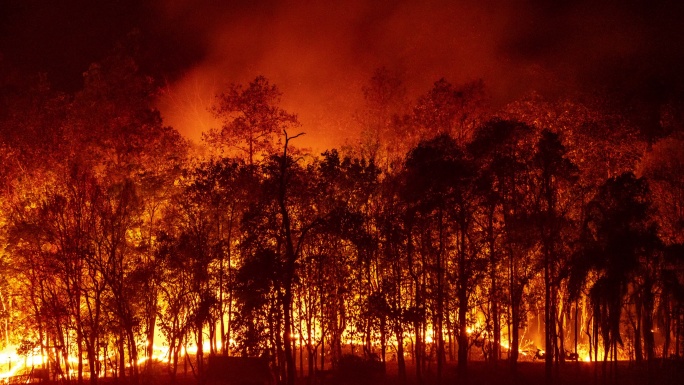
[0,75,680,385]
[1,1,684,385]
[0,346,45,381]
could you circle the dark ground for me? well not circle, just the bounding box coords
[346,360,684,385]
[24,359,684,385]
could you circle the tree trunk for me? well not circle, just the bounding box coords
[278,133,305,385]
[396,323,406,385]
[643,282,655,362]
[119,334,126,380]
[414,319,423,382]
[283,289,296,385]
[457,214,469,379]
[509,253,520,373]
[128,323,139,384]
[488,209,500,363]
[635,297,643,363]
[663,296,671,359]
[457,284,468,377]
[544,248,553,385]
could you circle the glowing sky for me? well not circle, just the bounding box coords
[2,0,683,151]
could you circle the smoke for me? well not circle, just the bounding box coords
[152,0,684,150]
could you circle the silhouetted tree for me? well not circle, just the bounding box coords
[208,76,300,166]
[358,67,408,166]
[413,79,488,146]
[468,119,538,368]
[574,173,660,369]
[531,130,578,383]
[403,134,482,379]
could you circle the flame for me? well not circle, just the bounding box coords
[0,345,47,381]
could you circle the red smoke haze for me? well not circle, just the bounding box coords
[153,0,681,151]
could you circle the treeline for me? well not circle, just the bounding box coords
[0,52,683,385]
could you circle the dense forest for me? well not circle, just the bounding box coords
[0,47,683,385]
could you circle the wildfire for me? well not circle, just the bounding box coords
[0,345,46,382]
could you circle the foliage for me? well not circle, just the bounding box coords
[207,76,299,165]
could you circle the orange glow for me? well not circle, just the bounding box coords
[0,346,46,381]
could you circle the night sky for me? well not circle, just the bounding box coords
[2,0,684,150]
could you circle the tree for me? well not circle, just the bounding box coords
[573,173,661,369]
[531,130,578,383]
[186,158,256,357]
[68,51,187,382]
[155,230,200,383]
[311,150,380,369]
[503,93,644,188]
[403,134,482,379]
[5,49,188,384]
[639,136,684,358]
[208,76,299,166]
[639,136,684,246]
[0,71,68,171]
[375,171,411,384]
[233,131,323,385]
[413,78,489,146]
[276,132,310,385]
[10,165,107,385]
[468,119,538,371]
[357,67,408,167]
